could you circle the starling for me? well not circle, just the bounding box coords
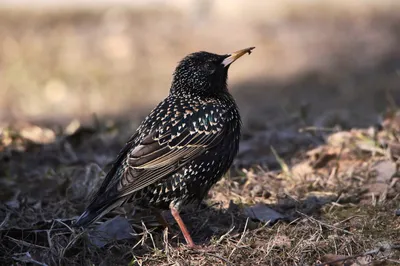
[75,47,255,247]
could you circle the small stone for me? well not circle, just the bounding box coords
[250,184,263,197]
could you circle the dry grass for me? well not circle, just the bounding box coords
[1,111,400,265]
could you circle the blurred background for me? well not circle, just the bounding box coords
[0,0,399,130]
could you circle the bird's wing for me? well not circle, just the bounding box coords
[89,101,228,204]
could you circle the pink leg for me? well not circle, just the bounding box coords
[170,206,196,248]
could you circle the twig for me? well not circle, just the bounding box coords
[297,211,353,235]
[46,229,53,250]
[6,236,48,249]
[229,217,249,259]
[216,226,235,245]
[55,218,74,233]
[131,221,156,251]
[132,230,147,250]
[385,258,400,264]
[204,252,233,266]
[299,126,338,133]
[0,212,10,229]
[59,232,83,260]
[129,255,143,266]
[163,227,170,261]
[333,215,365,226]
[141,220,156,250]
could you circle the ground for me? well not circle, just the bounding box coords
[0,2,400,266]
[2,108,400,266]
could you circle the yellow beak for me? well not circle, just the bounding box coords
[222,47,255,67]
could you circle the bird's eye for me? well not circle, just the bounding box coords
[203,62,216,73]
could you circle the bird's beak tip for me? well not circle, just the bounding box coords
[222,47,255,67]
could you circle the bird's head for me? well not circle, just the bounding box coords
[170,47,254,97]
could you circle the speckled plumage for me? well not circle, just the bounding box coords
[75,48,254,246]
[127,94,240,209]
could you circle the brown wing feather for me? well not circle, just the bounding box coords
[117,126,225,197]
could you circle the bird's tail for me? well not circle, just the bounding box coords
[74,197,126,228]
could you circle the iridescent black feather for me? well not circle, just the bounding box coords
[75,50,249,228]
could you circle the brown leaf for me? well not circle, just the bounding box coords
[389,142,400,160]
[364,183,389,196]
[320,254,354,266]
[291,161,314,179]
[313,153,337,169]
[327,131,353,147]
[20,125,56,144]
[272,234,291,248]
[373,160,396,183]
[350,256,373,266]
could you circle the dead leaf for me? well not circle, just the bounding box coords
[291,161,314,179]
[243,203,286,224]
[350,256,373,266]
[312,152,337,169]
[382,110,400,132]
[20,125,56,144]
[388,142,400,160]
[64,119,81,135]
[320,254,356,266]
[364,183,389,196]
[272,234,291,248]
[373,160,396,183]
[327,131,353,147]
[88,216,135,248]
[361,160,397,198]
[355,139,386,155]
[211,191,231,209]
[250,184,271,199]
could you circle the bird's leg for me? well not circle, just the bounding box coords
[170,205,196,248]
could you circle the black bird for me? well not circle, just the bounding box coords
[75,47,255,247]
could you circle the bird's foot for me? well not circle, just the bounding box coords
[186,243,202,250]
